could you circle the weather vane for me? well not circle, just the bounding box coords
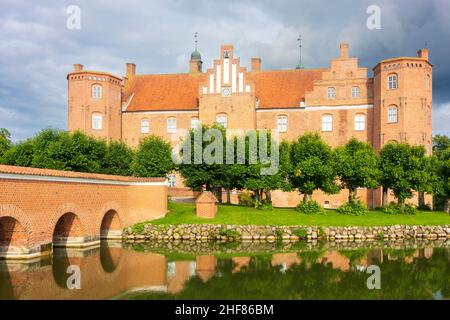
[194,32,198,50]
[296,34,304,69]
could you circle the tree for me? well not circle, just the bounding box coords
[1,139,34,167]
[433,135,450,154]
[0,128,11,159]
[334,138,380,203]
[379,142,429,209]
[431,135,450,212]
[178,125,228,191]
[101,141,134,176]
[131,135,175,177]
[290,133,339,202]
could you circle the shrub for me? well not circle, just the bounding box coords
[318,227,327,240]
[238,192,255,207]
[383,203,417,215]
[256,200,273,211]
[417,203,432,211]
[275,228,284,239]
[336,200,368,216]
[292,227,308,238]
[296,200,323,215]
[131,223,145,234]
[218,228,241,239]
[376,232,385,240]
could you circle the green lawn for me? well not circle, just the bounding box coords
[148,202,450,226]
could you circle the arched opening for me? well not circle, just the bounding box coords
[0,217,28,253]
[53,212,84,247]
[100,243,122,273]
[100,210,122,239]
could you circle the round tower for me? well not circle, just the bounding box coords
[373,49,432,154]
[67,64,123,141]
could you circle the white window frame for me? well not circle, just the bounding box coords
[321,114,333,132]
[191,117,200,130]
[277,115,288,132]
[167,174,176,188]
[167,117,177,133]
[92,84,102,99]
[216,114,228,128]
[388,74,398,90]
[91,114,103,130]
[141,119,150,134]
[354,113,366,131]
[351,86,360,98]
[388,106,398,123]
[327,87,336,99]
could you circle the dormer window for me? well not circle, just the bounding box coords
[327,87,336,99]
[92,84,102,99]
[388,74,398,90]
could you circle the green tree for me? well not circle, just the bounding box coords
[290,133,339,202]
[101,141,134,176]
[433,135,450,154]
[1,139,35,167]
[131,135,175,177]
[0,128,11,159]
[334,138,380,203]
[379,142,429,210]
[178,125,228,191]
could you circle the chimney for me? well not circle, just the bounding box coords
[417,48,429,61]
[126,62,136,79]
[73,64,83,72]
[340,43,349,59]
[251,58,262,72]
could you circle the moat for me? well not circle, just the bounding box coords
[1,240,449,300]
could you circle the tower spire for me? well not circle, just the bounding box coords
[296,34,304,69]
[194,32,198,51]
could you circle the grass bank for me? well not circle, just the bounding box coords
[147,202,450,227]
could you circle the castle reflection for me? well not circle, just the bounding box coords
[0,241,448,300]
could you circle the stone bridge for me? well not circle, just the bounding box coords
[0,165,167,260]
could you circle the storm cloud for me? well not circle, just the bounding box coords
[1,0,449,141]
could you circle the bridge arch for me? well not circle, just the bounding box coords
[0,205,32,256]
[52,212,85,247]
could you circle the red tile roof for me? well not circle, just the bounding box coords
[123,69,323,111]
[0,165,166,183]
[248,69,323,108]
[124,73,207,111]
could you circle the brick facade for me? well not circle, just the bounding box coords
[67,43,433,208]
[0,165,167,259]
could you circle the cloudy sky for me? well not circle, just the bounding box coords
[1,0,449,141]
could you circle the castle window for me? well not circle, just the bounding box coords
[92,84,102,99]
[426,75,431,91]
[388,106,398,123]
[191,117,200,130]
[354,113,366,131]
[321,114,333,132]
[277,115,288,132]
[167,117,177,133]
[91,113,103,130]
[426,106,431,126]
[141,119,150,134]
[351,86,360,98]
[327,87,336,99]
[388,74,398,90]
[167,174,176,188]
[216,114,228,128]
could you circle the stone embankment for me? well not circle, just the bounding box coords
[123,224,450,242]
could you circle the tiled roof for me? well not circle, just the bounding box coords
[123,69,323,111]
[0,165,166,182]
[196,191,218,203]
[124,73,207,111]
[248,69,323,108]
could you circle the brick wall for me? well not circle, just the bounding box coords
[0,165,167,259]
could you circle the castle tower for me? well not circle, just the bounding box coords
[67,64,123,141]
[373,48,432,154]
[189,32,203,73]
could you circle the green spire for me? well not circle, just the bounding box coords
[190,32,202,61]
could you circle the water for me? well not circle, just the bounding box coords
[1,240,449,300]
